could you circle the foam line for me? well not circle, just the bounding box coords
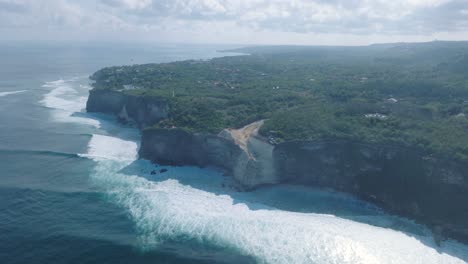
[79,134,137,162]
[40,78,100,128]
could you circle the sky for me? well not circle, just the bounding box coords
[0,0,467,45]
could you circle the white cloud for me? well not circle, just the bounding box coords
[0,0,467,44]
[122,0,152,9]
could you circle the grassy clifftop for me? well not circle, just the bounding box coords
[90,41,468,160]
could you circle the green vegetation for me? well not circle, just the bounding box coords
[90,41,468,160]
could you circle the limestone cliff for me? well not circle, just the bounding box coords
[274,140,468,243]
[86,89,169,128]
[139,120,277,188]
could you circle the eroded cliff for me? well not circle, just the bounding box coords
[86,89,169,128]
[140,120,277,188]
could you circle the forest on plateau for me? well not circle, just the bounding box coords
[91,41,468,161]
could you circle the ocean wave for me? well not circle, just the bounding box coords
[0,148,83,158]
[41,79,66,88]
[78,134,137,162]
[0,90,27,97]
[40,78,100,128]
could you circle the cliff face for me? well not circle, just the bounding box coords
[86,89,169,128]
[139,125,277,189]
[274,140,468,243]
[139,128,241,171]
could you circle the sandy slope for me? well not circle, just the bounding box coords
[225,120,264,153]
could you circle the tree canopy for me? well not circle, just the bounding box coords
[90,41,468,160]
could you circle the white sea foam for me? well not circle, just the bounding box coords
[0,90,27,97]
[41,78,100,127]
[79,134,137,162]
[82,132,468,264]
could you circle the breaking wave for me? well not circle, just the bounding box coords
[0,148,82,158]
[0,90,27,97]
[40,78,100,128]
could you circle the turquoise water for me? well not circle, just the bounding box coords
[0,42,467,264]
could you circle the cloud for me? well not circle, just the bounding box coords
[0,0,467,43]
[92,0,468,34]
[99,0,153,11]
[0,0,27,13]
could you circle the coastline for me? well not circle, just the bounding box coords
[86,87,468,245]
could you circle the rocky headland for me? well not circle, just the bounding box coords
[87,88,468,245]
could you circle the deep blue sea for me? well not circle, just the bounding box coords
[1,42,467,264]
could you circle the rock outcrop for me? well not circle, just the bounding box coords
[86,89,169,128]
[139,120,277,189]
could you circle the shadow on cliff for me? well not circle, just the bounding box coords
[117,159,468,262]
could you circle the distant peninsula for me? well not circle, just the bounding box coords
[87,41,468,245]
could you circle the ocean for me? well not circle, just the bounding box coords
[0,42,467,264]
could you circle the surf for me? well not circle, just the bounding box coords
[40,78,100,128]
